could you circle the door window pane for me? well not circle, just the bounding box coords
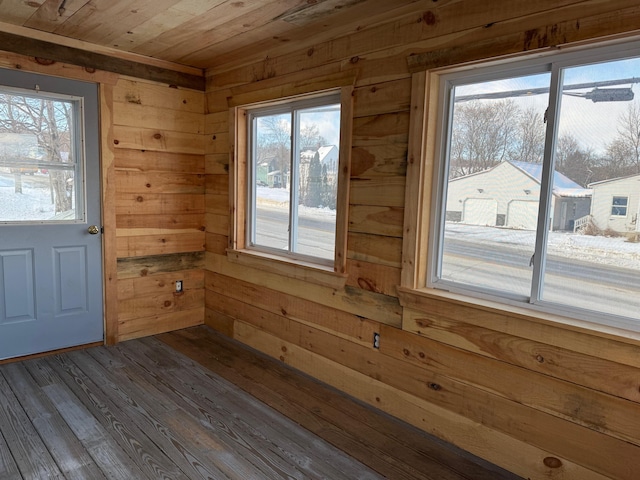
[0,89,82,223]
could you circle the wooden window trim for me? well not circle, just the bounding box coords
[400,53,640,343]
[228,86,353,287]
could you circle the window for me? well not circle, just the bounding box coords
[230,88,352,280]
[611,196,628,216]
[0,86,85,224]
[427,40,640,331]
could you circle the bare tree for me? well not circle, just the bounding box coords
[449,99,519,177]
[258,115,291,180]
[300,123,327,151]
[555,134,594,186]
[509,107,545,164]
[601,101,640,178]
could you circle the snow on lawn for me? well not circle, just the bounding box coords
[256,186,336,218]
[446,223,640,269]
[0,177,55,221]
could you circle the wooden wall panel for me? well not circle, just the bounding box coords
[113,76,206,341]
[203,2,640,479]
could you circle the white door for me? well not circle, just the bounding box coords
[0,68,103,360]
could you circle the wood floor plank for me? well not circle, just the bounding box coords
[0,325,521,480]
[157,329,450,480]
[115,338,378,480]
[44,353,191,480]
[159,326,521,480]
[0,371,65,479]
[1,363,106,480]
[25,358,150,480]
[0,421,21,480]
[68,349,232,480]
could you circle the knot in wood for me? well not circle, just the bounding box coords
[543,457,562,468]
[113,139,119,145]
[350,56,360,64]
[535,355,545,363]
[402,348,410,356]
[422,11,437,25]
[307,47,315,57]
[153,133,162,139]
[428,382,441,391]
[164,300,172,307]
[136,196,144,202]
[35,57,56,66]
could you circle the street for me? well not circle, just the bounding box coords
[442,235,640,321]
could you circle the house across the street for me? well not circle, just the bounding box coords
[446,160,592,230]
[588,173,640,233]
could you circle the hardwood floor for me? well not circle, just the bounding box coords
[0,326,522,479]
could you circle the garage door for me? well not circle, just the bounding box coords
[507,200,539,230]
[462,198,497,226]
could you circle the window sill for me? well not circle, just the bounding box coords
[396,286,640,346]
[226,249,347,289]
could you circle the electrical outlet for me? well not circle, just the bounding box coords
[373,332,380,349]
[175,280,183,293]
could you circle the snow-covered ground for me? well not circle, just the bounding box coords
[256,185,336,219]
[445,223,640,269]
[0,173,55,222]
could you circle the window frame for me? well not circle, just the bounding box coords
[401,37,640,335]
[229,87,353,287]
[0,85,87,225]
[611,196,629,216]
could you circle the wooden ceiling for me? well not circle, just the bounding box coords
[0,0,422,75]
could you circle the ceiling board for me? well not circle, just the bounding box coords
[0,0,427,72]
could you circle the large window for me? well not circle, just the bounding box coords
[431,41,640,331]
[230,88,351,279]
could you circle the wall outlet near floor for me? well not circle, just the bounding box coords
[175,280,183,293]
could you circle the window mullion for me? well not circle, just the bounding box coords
[530,65,563,304]
[290,110,299,254]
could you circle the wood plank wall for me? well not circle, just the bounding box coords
[203,2,640,479]
[112,78,207,341]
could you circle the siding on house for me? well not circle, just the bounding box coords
[589,174,640,233]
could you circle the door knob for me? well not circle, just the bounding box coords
[88,225,100,235]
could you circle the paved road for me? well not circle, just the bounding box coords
[441,235,640,320]
[254,205,335,260]
[444,237,640,288]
